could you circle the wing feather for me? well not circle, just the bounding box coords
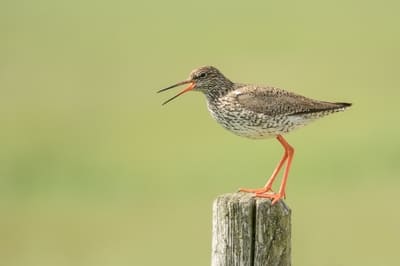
[234,85,347,116]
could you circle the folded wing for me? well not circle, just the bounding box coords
[234,85,350,116]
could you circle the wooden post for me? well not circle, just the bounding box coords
[212,192,291,266]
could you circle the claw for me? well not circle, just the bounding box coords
[239,187,273,194]
[256,192,284,205]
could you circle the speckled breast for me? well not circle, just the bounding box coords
[206,99,299,139]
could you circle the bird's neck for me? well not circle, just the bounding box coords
[205,81,235,102]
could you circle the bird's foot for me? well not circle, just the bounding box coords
[239,187,273,194]
[255,192,285,205]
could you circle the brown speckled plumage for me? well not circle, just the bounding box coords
[207,82,350,138]
[158,66,351,204]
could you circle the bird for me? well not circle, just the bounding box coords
[157,66,351,204]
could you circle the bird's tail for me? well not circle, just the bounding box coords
[334,102,352,108]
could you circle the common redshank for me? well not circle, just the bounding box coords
[158,66,351,204]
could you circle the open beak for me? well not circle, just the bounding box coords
[157,80,195,105]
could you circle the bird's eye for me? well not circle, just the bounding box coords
[198,72,207,78]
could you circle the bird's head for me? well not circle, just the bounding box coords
[158,66,232,105]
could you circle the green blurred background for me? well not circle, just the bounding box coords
[1,0,399,265]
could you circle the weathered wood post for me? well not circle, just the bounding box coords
[212,192,291,266]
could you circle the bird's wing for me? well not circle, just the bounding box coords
[234,85,345,116]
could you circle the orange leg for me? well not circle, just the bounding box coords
[239,147,288,194]
[240,135,295,205]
